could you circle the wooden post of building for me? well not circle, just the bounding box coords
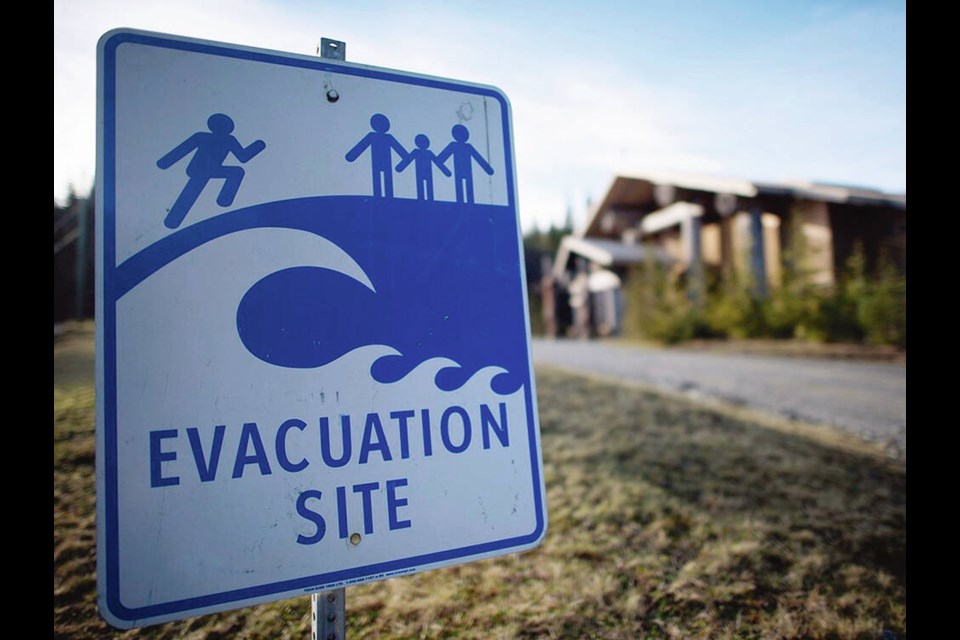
[750,206,767,298]
[687,213,704,305]
[74,198,90,320]
[570,257,591,338]
[540,255,556,338]
[714,193,737,288]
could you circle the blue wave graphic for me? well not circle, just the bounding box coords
[115,196,529,394]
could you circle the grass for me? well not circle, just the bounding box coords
[54,322,905,638]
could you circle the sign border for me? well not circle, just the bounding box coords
[96,28,546,626]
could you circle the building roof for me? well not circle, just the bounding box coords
[640,201,704,234]
[582,172,906,238]
[778,180,908,208]
[553,235,672,278]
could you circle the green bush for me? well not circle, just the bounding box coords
[852,249,907,348]
[703,270,773,339]
[810,244,906,347]
[621,240,906,348]
[623,255,712,344]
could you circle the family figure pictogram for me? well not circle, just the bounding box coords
[155,111,496,233]
[344,114,408,199]
[157,113,266,229]
[346,114,494,203]
[435,124,495,204]
[396,134,451,201]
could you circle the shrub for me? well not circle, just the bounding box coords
[623,253,711,344]
[855,250,907,348]
[621,238,906,348]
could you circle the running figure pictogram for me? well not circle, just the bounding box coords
[156,113,266,229]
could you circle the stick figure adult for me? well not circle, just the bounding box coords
[156,113,266,229]
[345,114,409,198]
[436,124,494,204]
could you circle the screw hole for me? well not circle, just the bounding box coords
[326,89,340,103]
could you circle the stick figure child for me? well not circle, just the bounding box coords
[396,134,452,201]
[345,114,409,198]
[156,113,266,229]
[436,124,494,204]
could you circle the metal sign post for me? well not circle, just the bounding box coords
[311,38,348,640]
[311,588,345,640]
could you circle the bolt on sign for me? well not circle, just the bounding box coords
[96,29,547,628]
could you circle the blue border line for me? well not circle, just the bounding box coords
[101,34,122,616]
[100,30,541,622]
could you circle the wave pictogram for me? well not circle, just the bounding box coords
[115,196,529,395]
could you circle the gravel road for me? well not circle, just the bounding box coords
[531,338,906,452]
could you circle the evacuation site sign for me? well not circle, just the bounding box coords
[95,29,546,628]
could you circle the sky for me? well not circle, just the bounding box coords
[53,0,906,232]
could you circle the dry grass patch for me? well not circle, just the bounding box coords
[54,327,904,638]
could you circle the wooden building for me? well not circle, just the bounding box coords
[548,173,906,337]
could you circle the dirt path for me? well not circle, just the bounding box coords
[531,338,906,453]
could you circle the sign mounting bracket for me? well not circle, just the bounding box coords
[318,37,346,60]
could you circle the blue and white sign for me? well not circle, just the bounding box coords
[96,29,546,628]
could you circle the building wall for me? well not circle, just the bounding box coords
[787,200,835,287]
[647,228,685,267]
[763,214,782,288]
[701,222,722,267]
[730,211,783,288]
[828,203,906,276]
